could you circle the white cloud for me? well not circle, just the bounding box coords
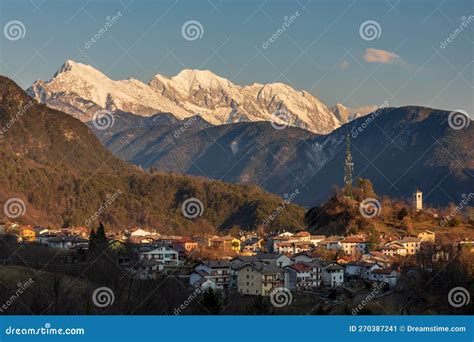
[363,48,402,64]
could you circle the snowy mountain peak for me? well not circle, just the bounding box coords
[174,68,226,83]
[28,60,347,134]
[54,60,105,79]
[329,103,378,124]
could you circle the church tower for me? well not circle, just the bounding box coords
[413,189,423,212]
[344,133,354,197]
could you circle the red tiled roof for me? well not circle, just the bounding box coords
[294,231,310,237]
[341,236,367,243]
[287,263,311,272]
[273,236,289,240]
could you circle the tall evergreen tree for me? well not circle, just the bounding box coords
[88,228,97,252]
[200,288,221,315]
[96,222,107,248]
[246,295,274,315]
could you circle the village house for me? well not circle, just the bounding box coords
[241,237,264,253]
[35,231,58,245]
[127,236,156,245]
[32,226,49,236]
[210,236,240,252]
[232,255,259,264]
[285,263,312,289]
[190,261,231,290]
[320,236,343,250]
[46,236,88,249]
[170,244,188,262]
[368,268,399,288]
[292,231,311,242]
[417,230,436,243]
[139,246,180,266]
[292,251,317,264]
[345,261,382,279]
[278,232,295,238]
[121,260,164,279]
[308,261,324,287]
[322,262,344,287]
[154,236,182,247]
[271,235,290,252]
[380,243,408,257]
[19,226,36,242]
[310,235,326,246]
[337,255,356,265]
[399,237,422,255]
[61,226,89,238]
[129,228,151,237]
[276,241,312,255]
[340,236,368,255]
[255,253,292,268]
[172,237,199,254]
[361,251,392,267]
[236,262,289,296]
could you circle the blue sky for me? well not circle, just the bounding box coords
[0,0,472,112]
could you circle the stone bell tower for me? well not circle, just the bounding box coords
[413,188,423,212]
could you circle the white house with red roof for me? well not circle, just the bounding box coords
[284,263,312,289]
[139,246,180,266]
[380,242,407,257]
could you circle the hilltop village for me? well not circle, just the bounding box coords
[1,217,471,299]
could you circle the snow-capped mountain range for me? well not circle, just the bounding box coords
[27,60,370,134]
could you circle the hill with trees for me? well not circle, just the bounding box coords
[0,76,304,233]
